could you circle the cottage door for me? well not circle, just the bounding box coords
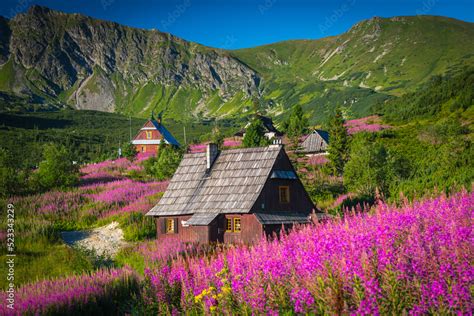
[215,217,224,243]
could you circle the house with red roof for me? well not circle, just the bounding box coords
[131,113,180,153]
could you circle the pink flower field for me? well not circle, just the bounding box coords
[345,115,391,135]
[80,152,154,184]
[144,191,473,314]
[0,267,138,316]
[3,147,472,315]
[188,139,242,153]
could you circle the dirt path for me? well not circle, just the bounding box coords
[61,222,128,258]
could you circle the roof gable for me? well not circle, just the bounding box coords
[134,119,180,147]
[147,146,283,217]
[150,120,180,147]
[300,130,329,153]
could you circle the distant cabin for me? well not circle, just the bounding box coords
[234,115,283,141]
[131,116,180,153]
[299,130,329,154]
[146,144,322,244]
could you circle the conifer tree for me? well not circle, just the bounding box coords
[286,104,308,148]
[327,108,349,175]
[243,119,269,147]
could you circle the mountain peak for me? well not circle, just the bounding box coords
[26,5,52,16]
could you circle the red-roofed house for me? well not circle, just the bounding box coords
[132,114,180,153]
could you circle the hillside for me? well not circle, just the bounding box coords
[0,7,473,123]
[0,110,238,167]
[232,16,474,122]
[0,6,260,120]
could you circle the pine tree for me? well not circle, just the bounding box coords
[286,104,308,148]
[243,119,269,148]
[327,108,349,175]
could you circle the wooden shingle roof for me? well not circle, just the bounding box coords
[146,145,283,217]
[300,130,329,153]
[254,212,310,225]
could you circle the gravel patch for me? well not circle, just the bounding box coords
[61,221,127,258]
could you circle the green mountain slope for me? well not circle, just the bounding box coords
[232,16,474,123]
[0,7,473,124]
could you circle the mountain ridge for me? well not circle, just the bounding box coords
[1,5,473,123]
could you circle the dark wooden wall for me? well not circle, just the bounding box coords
[252,150,315,214]
[155,214,263,245]
[214,214,263,244]
[155,215,210,244]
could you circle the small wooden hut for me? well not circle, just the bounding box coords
[146,144,320,244]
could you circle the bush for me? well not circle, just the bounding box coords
[0,148,22,197]
[143,144,183,180]
[32,144,79,191]
[344,134,398,198]
[122,142,137,161]
[120,212,156,241]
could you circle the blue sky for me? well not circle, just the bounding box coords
[1,0,473,49]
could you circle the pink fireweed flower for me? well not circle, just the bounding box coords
[308,155,329,166]
[0,267,138,315]
[188,143,207,153]
[145,191,473,314]
[223,139,242,148]
[88,180,168,205]
[345,115,390,135]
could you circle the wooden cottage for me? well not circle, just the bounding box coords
[131,114,180,153]
[299,130,329,154]
[146,144,320,244]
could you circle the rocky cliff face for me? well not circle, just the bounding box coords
[0,6,260,115]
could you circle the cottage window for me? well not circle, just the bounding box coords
[165,218,175,233]
[226,218,232,232]
[233,218,241,233]
[279,186,290,203]
[146,131,152,139]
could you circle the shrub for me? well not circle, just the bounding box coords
[344,134,398,197]
[122,142,138,161]
[143,144,183,180]
[0,148,22,197]
[33,144,79,191]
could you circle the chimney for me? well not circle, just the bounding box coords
[206,143,219,170]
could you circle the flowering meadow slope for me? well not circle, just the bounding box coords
[0,267,138,316]
[345,115,390,135]
[0,153,167,288]
[145,191,473,314]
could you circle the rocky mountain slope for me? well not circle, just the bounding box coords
[1,6,473,123]
[0,6,260,117]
